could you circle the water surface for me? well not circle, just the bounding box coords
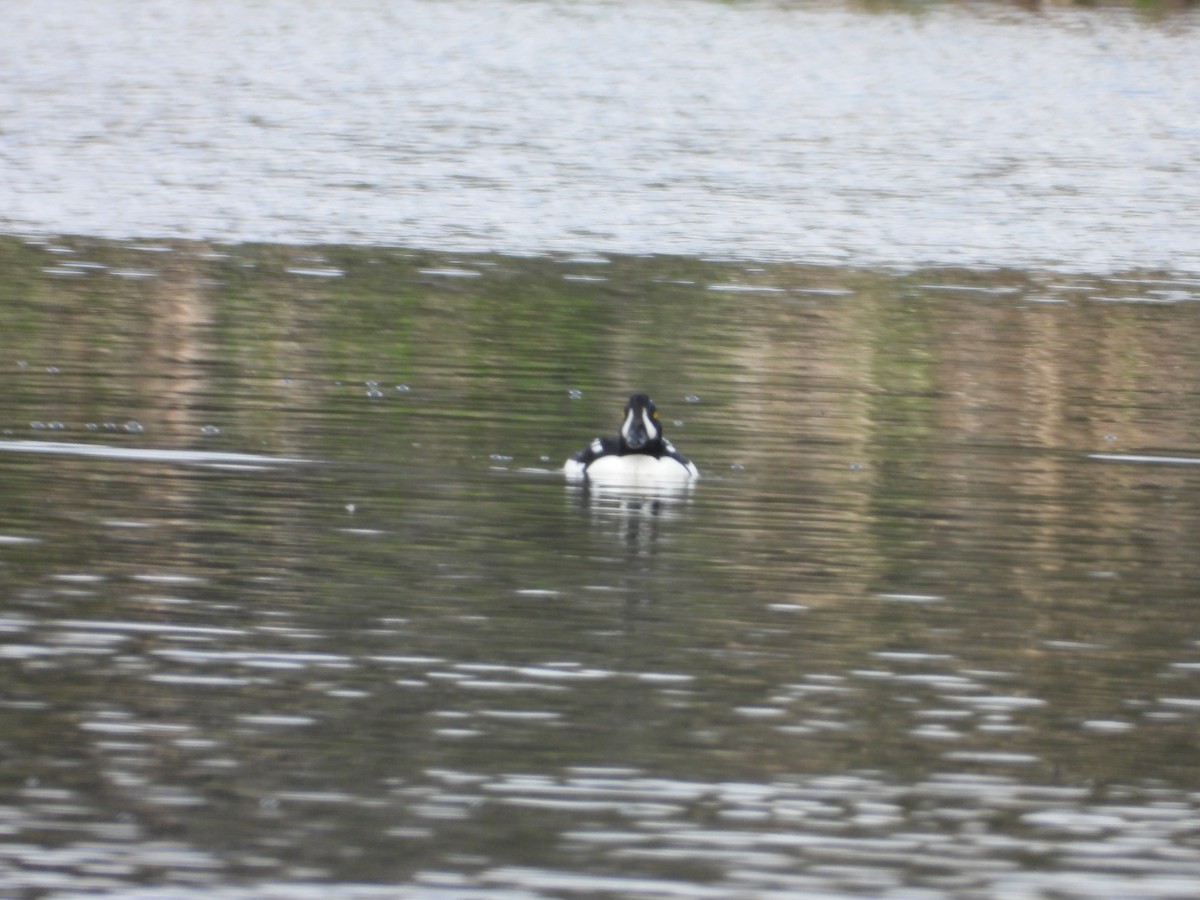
[3,238,1200,896]
[2,0,1199,272]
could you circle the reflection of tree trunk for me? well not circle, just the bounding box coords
[145,241,217,448]
[718,266,881,610]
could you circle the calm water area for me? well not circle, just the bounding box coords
[4,0,1200,898]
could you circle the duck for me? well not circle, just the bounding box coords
[564,393,699,484]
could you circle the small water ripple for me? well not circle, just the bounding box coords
[0,440,310,468]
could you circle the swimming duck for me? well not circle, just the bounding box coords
[564,393,699,484]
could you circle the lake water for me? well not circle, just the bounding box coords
[4,0,1200,897]
[3,238,1200,898]
[2,0,1199,271]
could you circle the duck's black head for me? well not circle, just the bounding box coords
[619,393,663,453]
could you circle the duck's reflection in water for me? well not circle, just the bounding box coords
[567,480,694,554]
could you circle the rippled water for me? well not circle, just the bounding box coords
[3,0,1200,272]
[2,237,1200,897]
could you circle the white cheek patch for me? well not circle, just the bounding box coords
[642,410,659,441]
[620,410,637,443]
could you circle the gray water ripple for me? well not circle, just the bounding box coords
[0,440,310,467]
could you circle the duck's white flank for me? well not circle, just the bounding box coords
[569,453,698,485]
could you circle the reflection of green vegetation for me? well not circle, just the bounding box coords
[3,233,1198,490]
[867,288,939,452]
[860,280,943,590]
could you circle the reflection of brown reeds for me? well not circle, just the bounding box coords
[9,241,1200,619]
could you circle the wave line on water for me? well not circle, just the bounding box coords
[1088,453,1200,466]
[0,440,310,467]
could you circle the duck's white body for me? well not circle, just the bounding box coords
[564,451,698,485]
[563,393,699,486]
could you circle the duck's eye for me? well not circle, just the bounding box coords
[650,410,659,419]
